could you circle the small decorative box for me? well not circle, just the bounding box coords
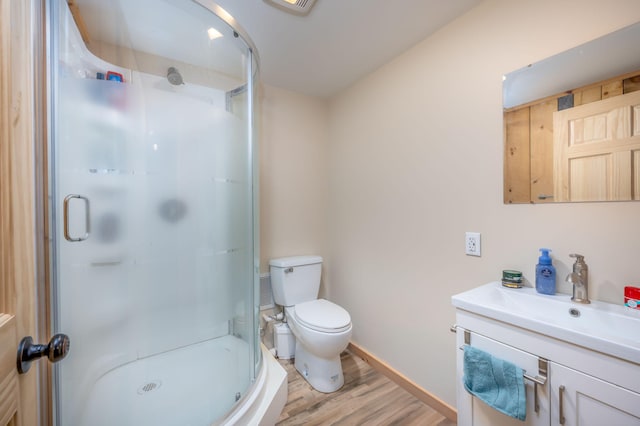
[502,270,523,288]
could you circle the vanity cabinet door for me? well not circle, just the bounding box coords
[456,331,550,426]
[549,362,640,425]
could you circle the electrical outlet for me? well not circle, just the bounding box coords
[465,232,481,256]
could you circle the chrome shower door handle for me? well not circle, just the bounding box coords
[63,194,90,242]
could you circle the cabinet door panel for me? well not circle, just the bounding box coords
[550,362,640,426]
[456,330,550,426]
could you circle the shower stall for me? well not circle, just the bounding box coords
[46,0,282,424]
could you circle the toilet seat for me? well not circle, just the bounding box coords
[292,299,351,333]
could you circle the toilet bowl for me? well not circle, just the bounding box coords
[269,256,352,393]
[285,300,352,392]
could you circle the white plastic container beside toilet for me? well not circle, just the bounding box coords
[274,322,296,359]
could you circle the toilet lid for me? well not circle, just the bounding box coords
[293,299,351,333]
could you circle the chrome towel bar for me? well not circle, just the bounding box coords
[451,324,548,413]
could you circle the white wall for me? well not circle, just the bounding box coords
[259,85,329,283]
[325,0,640,407]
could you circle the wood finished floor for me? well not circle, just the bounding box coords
[276,350,456,426]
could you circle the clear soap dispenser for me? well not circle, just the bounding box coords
[536,248,556,295]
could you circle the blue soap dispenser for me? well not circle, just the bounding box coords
[536,248,556,295]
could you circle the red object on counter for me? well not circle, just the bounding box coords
[624,286,640,309]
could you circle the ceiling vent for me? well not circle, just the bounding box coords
[264,0,317,15]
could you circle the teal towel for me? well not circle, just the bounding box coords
[463,346,526,421]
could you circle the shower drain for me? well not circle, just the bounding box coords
[137,380,162,395]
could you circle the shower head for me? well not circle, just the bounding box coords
[167,67,184,85]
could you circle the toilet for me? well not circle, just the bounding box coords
[269,255,352,393]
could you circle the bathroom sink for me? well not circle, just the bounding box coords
[452,281,640,364]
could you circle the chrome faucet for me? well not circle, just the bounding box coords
[566,254,590,304]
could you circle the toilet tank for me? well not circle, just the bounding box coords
[269,256,322,306]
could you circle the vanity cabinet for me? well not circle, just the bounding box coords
[454,309,640,426]
[549,363,640,425]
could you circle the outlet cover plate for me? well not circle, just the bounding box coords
[465,232,481,256]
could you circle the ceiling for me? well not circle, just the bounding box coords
[206,0,482,97]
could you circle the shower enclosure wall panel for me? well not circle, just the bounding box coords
[50,1,262,424]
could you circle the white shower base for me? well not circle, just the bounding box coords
[78,336,286,426]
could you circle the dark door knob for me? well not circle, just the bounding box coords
[17,333,70,374]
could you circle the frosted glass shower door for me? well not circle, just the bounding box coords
[50,1,260,425]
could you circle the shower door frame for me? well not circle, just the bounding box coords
[45,0,262,424]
